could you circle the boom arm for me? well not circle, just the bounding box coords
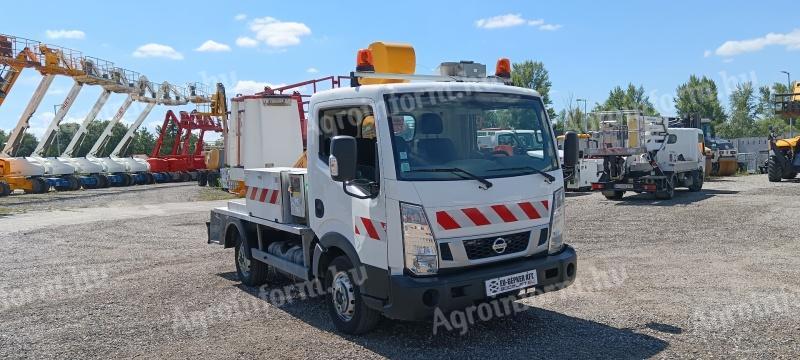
[61,89,111,157]
[1,74,55,157]
[32,81,83,156]
[87,94,133,157]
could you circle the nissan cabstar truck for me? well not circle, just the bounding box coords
[206,42,579,334]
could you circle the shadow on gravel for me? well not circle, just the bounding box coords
[233,279,668,359]
[566,192,593,198]
[610,189,739,206]
[0,183,195,206]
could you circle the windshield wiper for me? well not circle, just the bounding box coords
[409,167,493,189]
[488,166,556,183]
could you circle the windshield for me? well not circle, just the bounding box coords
[385,91,559,181]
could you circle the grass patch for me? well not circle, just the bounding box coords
[198,188,239,201]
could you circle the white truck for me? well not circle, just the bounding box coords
[588,111,705,200]
[557,133,603,191]
[206,43,579,334]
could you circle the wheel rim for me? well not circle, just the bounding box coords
[237,242,251,274]
[332,271,356,321]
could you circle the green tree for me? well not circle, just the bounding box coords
[12,133,39,157]
[674,75,727,128]
[717,82,757,138]
[511,60,557,120]
[127,127,157,156]
[593,84,659,116]
[42,123,80,157]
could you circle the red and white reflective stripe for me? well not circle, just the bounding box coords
[245,186,281,205]
[354,217,386,241]
[435,200,550,231]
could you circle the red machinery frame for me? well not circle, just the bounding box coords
[148,110,222,174]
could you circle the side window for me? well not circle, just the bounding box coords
[317,105,379,183]
[667,134,678,144]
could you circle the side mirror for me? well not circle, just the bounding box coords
[329,136,357,182]
[563,131,579,169]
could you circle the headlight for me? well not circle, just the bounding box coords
[400,203,438,276]
[549,187,565,254]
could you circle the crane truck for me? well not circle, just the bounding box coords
[589,111,705,200]
[206,42,579,334]
[769,81,800,181]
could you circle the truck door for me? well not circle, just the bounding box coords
[308,99,388,271]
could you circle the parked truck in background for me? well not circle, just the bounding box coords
[206,42,580,334]
[589,111,705,200]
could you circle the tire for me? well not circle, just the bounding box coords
[655,175,676,200]
[325,256,381,334]
[207,172,219,187]
[602,190,624,200]
[96,174,110,188]
[27,177,47,194]
[688,170,703,192]
[234,232,269,287]
[197,171,208,187]
[767,156,783,182]
[0,182,10,196]
[66,175,80,191]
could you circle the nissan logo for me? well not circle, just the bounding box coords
[492,238,508,254]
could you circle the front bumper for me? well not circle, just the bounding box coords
[381,246,577,321]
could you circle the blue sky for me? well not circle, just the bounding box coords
[2,0,800,140]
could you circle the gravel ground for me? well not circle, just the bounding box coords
[0,183,234,214]
[1,175,799,359]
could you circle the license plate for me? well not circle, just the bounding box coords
[614,183,633,190]
[485,269,538,297]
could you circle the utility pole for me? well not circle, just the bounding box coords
[781,70,793,137]
[576,98,588,132]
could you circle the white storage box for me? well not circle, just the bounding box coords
[244,167,308,223]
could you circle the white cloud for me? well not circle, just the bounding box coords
[714,29,800,57]
[476,14,561,31]
[476,14,526,29]
[234,13,247,21]
[703,50,712,58]
[45,29,85,40]
[306,67,319,74]
[233,80,285,95]
[538,24,562,31]
[195,40,231,52]
[132,43,184,60]
[248,17,312,47]
[527,19,545,26]
[28,111,55,138]
[235,36,259,48]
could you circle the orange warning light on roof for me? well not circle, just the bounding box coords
[495,58,511,78]
[356,49,374,71]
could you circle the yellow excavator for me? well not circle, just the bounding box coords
[769,81,800,182]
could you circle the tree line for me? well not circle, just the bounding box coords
[511,61,793,139]
[0,121,200,158]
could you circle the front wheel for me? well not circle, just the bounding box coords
[767,156,783,182]
[325,256,380,334]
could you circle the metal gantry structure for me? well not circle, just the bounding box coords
[0,33,221,195]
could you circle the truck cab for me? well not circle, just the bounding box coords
[207,43,578,334]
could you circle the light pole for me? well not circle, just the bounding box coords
[576,98,588,132]
[781,71,793,137]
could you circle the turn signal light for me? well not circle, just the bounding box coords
[591,183,604,190]
[356,49,375,72]
[495,58,511,78]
